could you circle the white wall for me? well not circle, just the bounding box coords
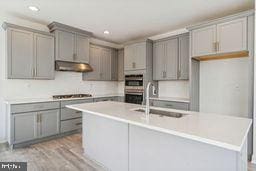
[0,13,119,142]
[158,81,189,98]
[200,58,249,117]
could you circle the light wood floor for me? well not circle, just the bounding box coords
[0,134,105,171]
[1,133,256,171]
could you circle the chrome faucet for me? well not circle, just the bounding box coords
[145,82,156,121]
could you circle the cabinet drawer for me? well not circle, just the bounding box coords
[61,108,82,120]
[11,101,60,114]
[93,97,118,102]
[61,99,93,108]
[60,118,82,133]
[152,100,189,111]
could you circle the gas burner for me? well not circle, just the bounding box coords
[52,94,92,99]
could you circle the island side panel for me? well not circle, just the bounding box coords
[129,125,240,171]
[82,112,129,171]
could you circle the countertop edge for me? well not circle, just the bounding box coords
[67,105,243,152]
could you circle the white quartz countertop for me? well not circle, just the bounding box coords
[150,97,190,103]
[5,94,124,105]
[67,101,251,152]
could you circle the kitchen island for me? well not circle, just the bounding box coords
[67,101,252,171]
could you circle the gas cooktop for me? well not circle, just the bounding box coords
[52,94,92,99]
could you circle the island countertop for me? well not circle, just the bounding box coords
[67,101,252,152]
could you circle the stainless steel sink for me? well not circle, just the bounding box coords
[134,108,187,118]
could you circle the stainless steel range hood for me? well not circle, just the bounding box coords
[55,61,93,72]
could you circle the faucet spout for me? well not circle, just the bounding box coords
[145,82,156,122]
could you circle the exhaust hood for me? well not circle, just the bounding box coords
[55,61,93,72]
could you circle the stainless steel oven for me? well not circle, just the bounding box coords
[125,75,144,104]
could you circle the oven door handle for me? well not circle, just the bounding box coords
[125,92,143,96]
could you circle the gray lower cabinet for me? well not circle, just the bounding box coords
[12,109,59,144]
[13,112,37,143]
[93,96,119,102]
[83,45,118,81]
[3,23,54,80]
[153,33,189,80]
[60,99,93,133]
[39,109,59,138]
[151,100,189,111]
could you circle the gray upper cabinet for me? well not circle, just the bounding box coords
[179,34,189,80]
[153,34,189,81]
[191,25,216,57]
[124,42,147,71]
[48,22,92,64]
[34,33,55,79]
[118,49,124,81]
[55,30,89,63]
[3,23,55,80]
[217,17,247,53]
[190,17,247,57]
[39,109,59,138]
[165,38,178,80]
[76,34,90,63]
[56,30,76,62]
[7,28,34,79]
[83,45,118,81]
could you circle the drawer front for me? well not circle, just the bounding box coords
[152,100,189,111]
[61,108,82,120]
[11,101,60,114]
[60,118,82,133]
[93,97,118,102]
[61,99,93,108]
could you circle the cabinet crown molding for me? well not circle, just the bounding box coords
[187,9,254,31]
[48,21,93,37]
[2,22,53,37]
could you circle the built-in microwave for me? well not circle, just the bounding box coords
[124,75,144,104]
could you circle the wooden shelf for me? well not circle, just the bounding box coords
[192,51,249,61]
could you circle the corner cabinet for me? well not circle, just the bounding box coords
[55,30,89,63]
[3,23,55,79]
[153,33,189,80]
[83,45,118,81]
[191,17,247,57]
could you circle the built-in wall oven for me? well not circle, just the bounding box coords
[125,75,144,104]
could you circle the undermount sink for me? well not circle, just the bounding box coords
[134,108,187,118]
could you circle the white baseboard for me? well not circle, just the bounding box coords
[251,155,256,164]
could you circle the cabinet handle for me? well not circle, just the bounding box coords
[132,62,136,69]
[40,114,42,122]
[178,70,181,78]
[165,104,173,107]
[75,111,81,114]
[37,114,40,123]
[73,54,76,60]
[76,123,82,126]
[217,42,220,52]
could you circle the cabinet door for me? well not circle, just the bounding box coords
[134,42,146,70]
[34,33,54,79]
[39,109,59,138]
[118,49,124,81]
[13,112,37,143]
[75,34,89,63]
[83,46,101,80]
[153,41,165,80]
[111,49,118,81]
[191,25,216,56]
[56,30,75,62]
[165,38,178,80]
[101,48,112,80]
[178,35,189,80]
[124,45,134,71]
[217,17,247,53]
[7,28,34,79]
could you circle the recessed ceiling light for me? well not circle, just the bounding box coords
[28,6,40,12]
[103,30,110,35]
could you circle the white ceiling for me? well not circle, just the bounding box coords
[0,0,254,43]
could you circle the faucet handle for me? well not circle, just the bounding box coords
[152,85,157,95]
